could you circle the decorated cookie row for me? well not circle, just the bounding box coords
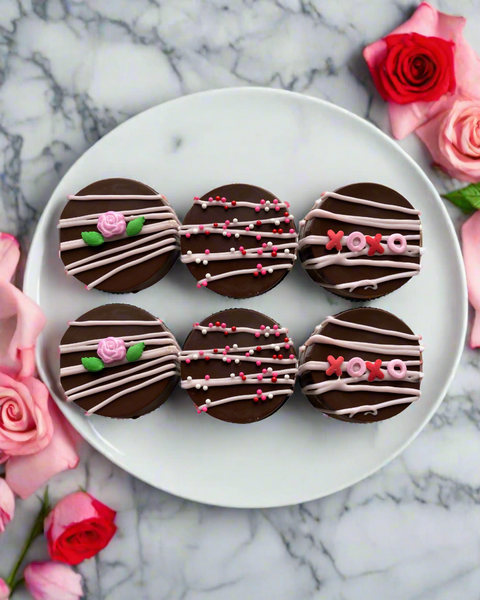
[58,179,423,301]
[59,304,422,425]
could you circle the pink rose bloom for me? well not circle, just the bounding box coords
[0,234,46,378]
[96,211,126,238]
[364,2,480,139]
[416,97,480,182]
[6,398,80,499]
[45,491,117,565]
[24,562,83,600]
[0,478,15,532]
[461,211,480,347]
[0,578,9,600]
[97,337,126,364]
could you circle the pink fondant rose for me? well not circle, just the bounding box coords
[416,97,480,182]
[24,562,84,600]
[97,337,126,363]
[96,211,126,238]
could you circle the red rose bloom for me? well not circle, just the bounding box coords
[374,32,456,104]
[44,491,117,566]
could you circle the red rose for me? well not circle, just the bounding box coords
[373,32,455,104]
[44,491,117,565]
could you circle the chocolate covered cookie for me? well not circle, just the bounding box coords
[298,307,423,423]
[298,183,423,300]
[58,178,180,293]
[180,308,298,423]
[180,184,298,298]
[59,303,180,418]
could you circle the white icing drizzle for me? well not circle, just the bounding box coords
[180,321,298,413]
[60,321,180,416]
[180,196,298,288]
[299,191,423,292]
[60,194,180,289]
[299,315,423,418]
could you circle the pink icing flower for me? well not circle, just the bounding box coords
[416,97,480,182]
[364,2,480,139]
[0,478,15,532]
[24,562,83,600]
[0,233,46,378]
[97,337,126,364]
[96,211,126,238]
[0,578,9,600]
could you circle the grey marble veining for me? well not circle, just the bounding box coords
[2,1,480,598]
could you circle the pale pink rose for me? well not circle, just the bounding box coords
[24,562,83,600]
[0,234,46,378]
[96,211,126,238]
[416,97,480,182]
[0,478,15,532]
[97,337,126,364]
[0,578,9,600]
[6,398,80,499]
[0,372,53,463]
[461,211,480,347]
[364,2,480,139]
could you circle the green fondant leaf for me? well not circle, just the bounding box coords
[81,231,105,246]
[126,216,145,237]
[443,183,480,214]
[81,357,105,372]
[126,342,145,362]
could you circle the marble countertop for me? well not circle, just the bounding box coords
[2,1,480,598]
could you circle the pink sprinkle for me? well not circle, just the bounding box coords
[202,281,207,286]
[225,220,230,225]
[273,325,279,330]
[285,344,290,349]
[257,374,263,381]
[197,283,201,288]
[186,358,191,364]
[199,225,204,230]
[260,325,266,330]
[239,246,244,251]
[205,249,210,255]
[225,345,230,351]
[257,249,263,255]
[221,197,227,202]
[256,360,261,366]
[286,202,290,208]
[257,389,262,395]
[272,246,278,252]
[245,352,250,357]
[261,270,266,275]
[260,199,266,205]
[245,227,250,231]
[239,372,244,377]
[221,323,226,328]
[289,229,294,234]
[262,243,267,248]
[209,323,213,327]
[227,232,231,237]
[199,350,204,356]
[197,409,202,414]
[223,225,227,229]
[223,350,227,355]
[275,332,280,337]
[194,322,199,326]
[227,358,231,363]
[255,206,260,212]
[255,332,260,338]
[285,219,290,224]
[261,395,266,400]
[186,233,191,238]
[275,206,280,211]
[194,196,200,200]
[257,263,262,269]
[205,375,210,380]
[209,197,213,201]
[289,354,295,359]
[262,368,267,373]
[256,235,261,241]
[273,199,278,204]
[202,406,208,412]
[272,372,278,377]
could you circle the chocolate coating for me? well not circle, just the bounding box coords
[299,307,423,423]
[59,304,180,418]
[181,184,297,298]
[181,308,297,424]
[59,178,179,293]
[298,182,422,300]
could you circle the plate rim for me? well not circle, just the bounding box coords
[24,86,468,508]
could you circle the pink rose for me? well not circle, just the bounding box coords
[0,578,9,600]
[461,210,480,347]
[45,491,117,565]
[0,234,46,378]
[96,211,126,238]
[364,2,480,139]
[6,398,80,499]
[416,97,480,182]
[97,337,126,364]
[0,478,14,532]
[24,562,83,600]
[0,372,53,460]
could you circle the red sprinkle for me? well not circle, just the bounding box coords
[205,356,210,361]
[231,200,236,206]
[216,196,220,200]
[214,223,218,227]
[242,250,247,255]
[253,272,259,277]
[284,338,289,343]
[284,212,289,217]
[224,205,228,210]
[272,376,277,383]
[271,251,277,258]
[278,229,283,234]
[215,322,220,327]
[242,376,247,381]
[256,346,262,351]
[256,220,262,226]
[205,231,210,235]
[273,354,278,359]
[254,396,259,402]
[231,326,237,331]
[273,228,277,233]
[224,331,229,336]
[278,354,283,360]
[213,348,218,353]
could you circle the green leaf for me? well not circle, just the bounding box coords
[442,183,480,214]
[126,216,145,236]
[81,356,105,372]
[81,231,105,246]
[126,342,145,362]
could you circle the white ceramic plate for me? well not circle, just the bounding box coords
[25,88,467,508]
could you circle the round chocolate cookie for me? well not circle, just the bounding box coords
[58,178,180,293]
[298,182,423,300]
[59,303,180,418]
[180,184,298,298]
[298,307,423,423]
[180,308,298,424]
